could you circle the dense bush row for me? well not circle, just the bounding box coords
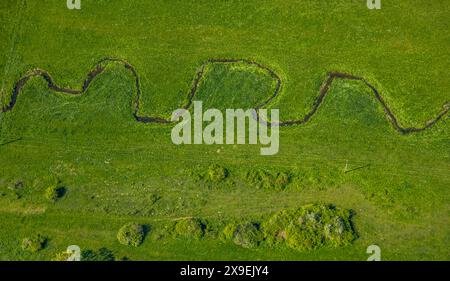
[262,204,356,250]
[221,204,356,251]
[20,206,355,258]
[15,203,355,258]
[0,178,69,202]
[189,165,292,190]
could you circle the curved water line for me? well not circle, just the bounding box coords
[1,57,448,134]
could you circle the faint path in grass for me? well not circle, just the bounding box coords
[1,57,448,134]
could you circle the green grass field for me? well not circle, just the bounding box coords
[0,0,449,261]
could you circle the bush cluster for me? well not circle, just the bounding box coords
[220,204,356,251]
[173,218,204,239]
[52,247,116,261]
[222,223,237,240]
[207,164,228,182]
[21,234,47,253]
[246,170,289,190]
[261,204,356,250]
[117,223,146,247]
[52,251,72,261]
[45,184,65,202]
[82,248,115,261]
[232,223,263,248]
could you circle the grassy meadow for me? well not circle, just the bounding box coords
[0,0,449,260]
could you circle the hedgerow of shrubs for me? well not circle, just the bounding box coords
[21,234,47,253]
[117,223,146,247]
[261,204,356,250]
[220,204,356,251]
[173,218,205,239]
[246,169,290,190]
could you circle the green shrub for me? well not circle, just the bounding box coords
[274,172,290,189]
[232,223,263,248]
[117,223,146,247]
[3,180,25,200]
[82,248,115,261]
[261,204,356,251]
[21,234,47,253]
[52,251,72,261]
[222,223,237,240]
[246,170,290,190]
[151,221,176,240]
[207,164,228,182]
[174,218,204,239]
[45,184,66,202]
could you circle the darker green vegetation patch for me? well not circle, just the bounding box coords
[117,223,147,247]
[52,251,72,261]
[0,180,25,200]
[81,247,116,261]
[45,184,66,202]
[245,169,290,190]
[207,164,228,182]
[21,234,47,253]
[52,247,119,261]
[188,164,230,186]
[221,204,356,251]
[188,165,293,190]
[262,204,356,250]
[173,218,205,239]
[231,223,264,249]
